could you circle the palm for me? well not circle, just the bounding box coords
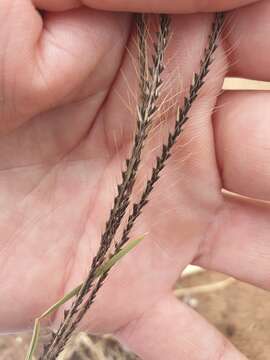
[1,1,270,359]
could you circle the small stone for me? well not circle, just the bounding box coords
[183,295,199,308]
[15,336,23,344]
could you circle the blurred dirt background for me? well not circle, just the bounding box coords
[1,270,270,359]
[1,79,270,359]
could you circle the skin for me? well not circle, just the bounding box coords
[0,0,270,358]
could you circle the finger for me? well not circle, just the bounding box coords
[214,91,270,201]
[33,0,81,11]
[195,194,270,290]
[116,295,246,360]
[33,0,259,13]
[1,1,129,129]
[226,0,270,81]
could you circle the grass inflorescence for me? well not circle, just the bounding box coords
[40,14,171,360]
[31,12,225,360]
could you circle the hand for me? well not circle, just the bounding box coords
[0,1,269,359]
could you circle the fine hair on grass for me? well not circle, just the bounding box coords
[25,12,225,360]
[40,14,171,360]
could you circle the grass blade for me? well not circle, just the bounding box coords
[25,319,41,360]
[25,236,144,360]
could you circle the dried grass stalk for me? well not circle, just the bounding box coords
[40,12,225,360]
[116,13,225,251]
[41,14,170,360]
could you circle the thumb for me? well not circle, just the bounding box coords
[116,295,247,360]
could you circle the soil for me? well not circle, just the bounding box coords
[0,271,269,359]
[179,272,270,360]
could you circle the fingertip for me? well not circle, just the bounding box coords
[226,0,270,81]
[214,90,270,201]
